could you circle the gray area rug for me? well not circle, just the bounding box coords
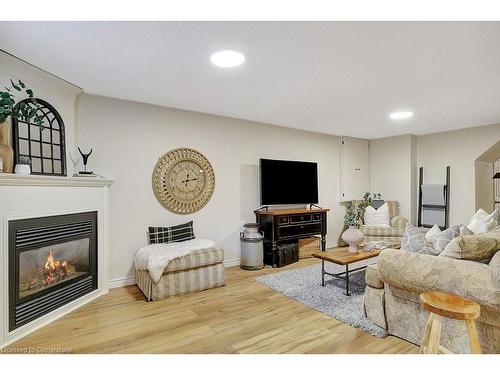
[256,262,387,338]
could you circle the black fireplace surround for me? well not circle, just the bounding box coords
[9,212,97,331]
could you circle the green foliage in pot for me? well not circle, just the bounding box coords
[343,200,358,227]
[342,192,382,228]
[0,79,43,126]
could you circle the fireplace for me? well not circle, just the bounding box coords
[9,212,97,331]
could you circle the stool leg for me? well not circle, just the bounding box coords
[465,319,482,354]
[427,315,442,354]
[420,313,435,354]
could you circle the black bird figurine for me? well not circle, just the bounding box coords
[78,147,93,174]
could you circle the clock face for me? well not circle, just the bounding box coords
[152,148,215,214]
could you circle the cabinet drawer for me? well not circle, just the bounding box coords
[278,216,289,225]
[313,213,323,221]
[278,223,321,238]
[290,214,312,224]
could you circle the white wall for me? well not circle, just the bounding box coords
[474,160,494,212]
[417,124,500,226]
[340,137,370,201]
[369,134,416,222]
[75,94,346,280]
[0,52,82,175]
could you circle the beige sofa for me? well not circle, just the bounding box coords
[364,231,500,353]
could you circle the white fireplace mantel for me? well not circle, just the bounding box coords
[0,174,114,187]
[0,174,113,348]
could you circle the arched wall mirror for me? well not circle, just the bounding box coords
[12,98,67,176]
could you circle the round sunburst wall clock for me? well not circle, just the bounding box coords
[152,148,215,214]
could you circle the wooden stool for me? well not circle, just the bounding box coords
[419,291,481,354]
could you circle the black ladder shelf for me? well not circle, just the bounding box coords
[417,166,450,230]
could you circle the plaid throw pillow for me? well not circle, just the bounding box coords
[148,221,195,244]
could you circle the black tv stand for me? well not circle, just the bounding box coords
[255,207,329,267]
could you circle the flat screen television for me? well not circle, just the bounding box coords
[260,158,318,205]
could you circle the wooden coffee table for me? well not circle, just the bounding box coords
[312,248,381,296]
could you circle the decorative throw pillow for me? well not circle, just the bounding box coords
[440,229,500,262]
[401,224,435,255]
[148,221,195,244]
[467,208,499,234]
[424,225,441,242]
[431,225,460,255]
[364,202,390,227]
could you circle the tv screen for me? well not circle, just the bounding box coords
[260,158,318,205]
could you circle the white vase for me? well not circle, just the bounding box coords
[14,164,31,175]
[341,226,364,253]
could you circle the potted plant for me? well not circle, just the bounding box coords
[341,200,365,253]
[14,156,32,175]
[0,79,43,173]
[341,192,382,253]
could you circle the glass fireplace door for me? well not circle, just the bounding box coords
[18,238,90,300]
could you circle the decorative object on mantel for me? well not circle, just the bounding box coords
[12,98,67,176]
[14,156,31,175]
[0,79,44,173]
[152,148,215,214]
[78,146,94,175]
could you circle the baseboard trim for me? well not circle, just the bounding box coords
[109,275,135,289]
[223,258,240,268]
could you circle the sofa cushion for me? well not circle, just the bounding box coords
[440,229,500,262]
[401,224,436,255]
[365,264,384,289]
[164,247,224,273]
[148,221,195,244]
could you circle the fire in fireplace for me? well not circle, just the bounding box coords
[9,212,97,331]
[19,239,90,299]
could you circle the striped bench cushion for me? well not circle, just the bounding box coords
[148,221,195,244]
[360,225,405,237]
[136,263,226,301]
[164,247,224,273]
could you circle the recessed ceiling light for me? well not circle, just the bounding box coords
[389,111,414,120]
[210,50,245,68]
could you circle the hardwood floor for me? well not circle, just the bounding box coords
[7,258,418,354]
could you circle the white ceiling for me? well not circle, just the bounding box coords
[1,21,500,139]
